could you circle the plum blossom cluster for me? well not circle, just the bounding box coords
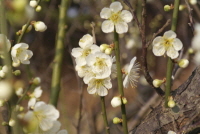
[71,34,113,96]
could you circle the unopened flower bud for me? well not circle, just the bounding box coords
[168,100,176,108]
[35,5,42,12]
[189,0,197,5]
[12,62,20,67]
[19,106,24,112]
[33,21,47,32]
[9,119,15,127]
[179,5,185,11]
[105,48,112,55]
[22,24,32,33]
[168,130,176,134]
[122,97,127,104]
[153,79,164,88]
[100,44,109,52]
[13,70,21,76]
[15,87,23,96]
[113,117,122,124]
[111,96,121,107]
[164,5,171,12]
[188,48,194,54]
[178,59,189,68]
[32,77,41,85]
[29,0,37,8]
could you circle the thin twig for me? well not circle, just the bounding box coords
[185,0,194,34]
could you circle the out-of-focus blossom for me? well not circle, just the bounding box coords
[0,81,12,100]
[0,34,11,54]
[33,21,47,32]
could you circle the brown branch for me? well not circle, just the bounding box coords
[185,0,194,34]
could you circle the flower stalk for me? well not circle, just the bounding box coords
[114,30,128,134]
[50,0,69,106]
[100,97,110,134]
[165,0,180,107]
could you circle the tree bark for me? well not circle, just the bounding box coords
[132,66,200,134]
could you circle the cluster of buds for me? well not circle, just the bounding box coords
[29,0,42,12]
[111,96,127,108]
[100,43,114,55]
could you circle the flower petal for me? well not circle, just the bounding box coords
[123,75,129,88]
[167,46,179,59]
[87,84,96,94]
[164,30,176,38]
[152,36,162,45]
[101,20,114,33]
[79,34,93,48]
[120,10,133,23]
[71,48,83,58]
[97,86,108,96]
[173,38,183,51]
[152,43,166,56]
[110,1,122,13]
[115,22,128,34]
[100,8,111,19]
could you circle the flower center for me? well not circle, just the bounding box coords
[163,37,174,49]
[34,111,46,122]
[110,12,121,24]
[82,49,91,57]
[94,57,106,69]
[95,79,103,88]
[16,48,23,57]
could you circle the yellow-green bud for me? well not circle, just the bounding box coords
[13,70,21,76]
[105,48,113,55]
[164,5,171,12]
[9,119,15,127]
[122,97,128,104]
[113,117,122,124]
[19,106,24,112]
[188,48,194,54]
[178,59,189,68]
[32,77,41,85]
[179,5,185,11]
[35,5,42,12]
[100,44,109,52]
[153,79,164,88]
[12,62,20,67]
[22,24,32,33]
[2,122,8,126]
[168,100,176,108]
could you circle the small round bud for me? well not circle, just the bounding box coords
[15,87,23,96]
[189,0,197,5]
[168,130,176,134]
[12,62,20,67]
[35,5,42,12]
[113,117,122,124]
[164,5,171,12]
[188,48,194,54]
[22,24,32,33]
[111,96,121,107]
[33,21,47,32]
[19,106,24,112]
[32,77,41,85]
[9,119,15,127]
[13,70,21,76]
[122,97,128,104]
[105,48,113,55]
[178,59,189,68]
[168,100,176,108]
[179,5,185,11]
[100,44,109,52]
[29,0,37,8]
[153,79,164,88]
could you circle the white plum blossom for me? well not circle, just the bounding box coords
[168,130,176,134]
[0,65,8,78]
[100,1,133,34]
[44,121,68,134]
[71,34,100,66]
[30,0,37,8]
[152,30,183,59]
[86,52,112,79]
[23,101,59,133]
[123,57,140,88]
[111,96,121,107]
[28,86,43,109]
[11,43,33,65]
[0,34,11,54]
[87,77,112,96]
[15,87,23,96]
[33,21,47,32]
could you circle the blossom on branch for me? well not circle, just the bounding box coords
[152,30,183,59]
[100,1,133,34]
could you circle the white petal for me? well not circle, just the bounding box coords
[79,34,93,48]
[100,8,111,19]
[152,36,162,45]
[115,22,128,34]
[19,43,29,49]
[28,98,36,109]
[120,10,133,23]
[164,30,176,38]
[11,49,18,57]
[152,44,165,56]
[167,46,179,59]
[173,38,183,51]
[87,84,96,94]
[104,77,112,89]
[44,121,61,134]
[71,48,83,58]
[97,86,108,96]
[57,130,68,134]
[128,57,136,72]
[90,45,101,54]
[110,1,123,13]
[123,76,129,88]
[101,20,114,33]
[21,60,30,64]
[40,118,54,131]
[75,57,86,66]
[33,86,43,98]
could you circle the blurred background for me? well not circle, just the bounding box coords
[1,0,200,133]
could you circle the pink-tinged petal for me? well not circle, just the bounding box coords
[101,20,114,33]
[164,30,176,38]
[173,38,183,51]
[110,1,122,13]
[152,44,165,56]
[115,22,128,34]
[120,10,133,23]
[167,46,179,59]
[71,48,83,58]
[152,36,162,45]
[97,86,108,96]
[100,8,111,19]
